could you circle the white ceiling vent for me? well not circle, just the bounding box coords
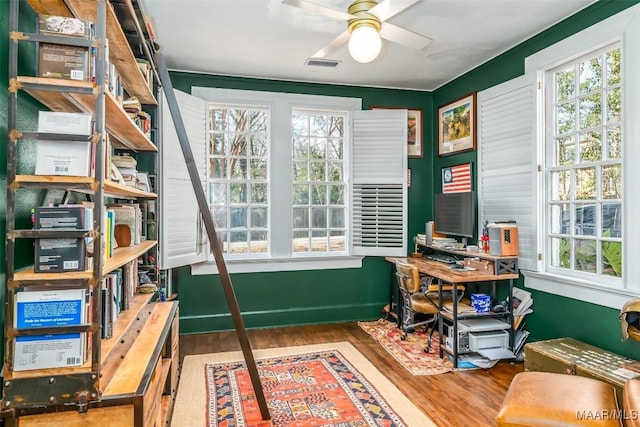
[305,58,341,68]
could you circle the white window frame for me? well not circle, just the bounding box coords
[522,3,640,309]
[190,88,361,274]
[172,88,407,274]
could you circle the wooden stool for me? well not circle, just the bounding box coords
[496,371,621,426]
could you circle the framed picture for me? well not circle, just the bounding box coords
[370,106,423,158]
[437,93,476,157]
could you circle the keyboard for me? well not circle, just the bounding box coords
[426,254,459,264]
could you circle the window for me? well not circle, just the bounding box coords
[478,3,640,309]
[208,105,270,255]
[161,87,409,274]
[545,45,622,283]
[291,110,347,254]
[207,105,348,257]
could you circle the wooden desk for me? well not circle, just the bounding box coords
[385,255,519,368]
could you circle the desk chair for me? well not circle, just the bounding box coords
[395,261,440,352]
[395,261,466,353]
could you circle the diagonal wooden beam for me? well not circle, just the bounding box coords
[153,52,270,421]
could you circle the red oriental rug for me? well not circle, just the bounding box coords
[171,342,434,427]
[358,318,454,376]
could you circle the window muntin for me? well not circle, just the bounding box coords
[208,105,269,255]
[546,44,622,280]
[291,110,347,254]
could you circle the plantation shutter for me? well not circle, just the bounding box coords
[159,89,208,269]
[478,72,540,271]
[351,109,407,256]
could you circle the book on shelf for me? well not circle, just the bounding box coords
[107,203,142,247]
[104,208,117,259]
[136,58,153,91]
[101,277,113,339]
[35,112,94,177]
[35,205,92,231]
[443,301,477,314]
[38,15,93,39]
[38,43,91,82]
[35,139,93,177]
[38,111,93,135]
[35,238,87,273]
[13,289,88,371]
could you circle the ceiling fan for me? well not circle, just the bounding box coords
[282,0,433,63]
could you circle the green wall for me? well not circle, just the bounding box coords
[168,72,433,334]
[432,0,640,358]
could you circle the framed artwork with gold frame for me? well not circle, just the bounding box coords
[437,93,476,157]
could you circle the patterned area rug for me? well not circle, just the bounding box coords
[359,318,454,376]
[171,342,435,427]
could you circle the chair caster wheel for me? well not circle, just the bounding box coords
[400,335,407,341]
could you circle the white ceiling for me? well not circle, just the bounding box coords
[140,0,596,91]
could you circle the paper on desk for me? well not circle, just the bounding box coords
[477,347,516,360]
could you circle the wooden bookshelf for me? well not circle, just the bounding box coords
[12,240,158,283]
[5,1,176,424]
[17,77,157,152]
[14,175,157,199]
[27,0,156,105]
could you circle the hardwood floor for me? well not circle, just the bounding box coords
[179,321,523,427]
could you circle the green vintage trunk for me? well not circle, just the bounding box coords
[524,337,639,399]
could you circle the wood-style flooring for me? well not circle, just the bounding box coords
[179,321,523,426]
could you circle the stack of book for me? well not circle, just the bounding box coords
[100,260,137,339]
[112,154,138,187]
[38,15,94,82]
[510,287,533,360]
[14,289,89,371]
[34,205,92,273]
[136,59,154,91]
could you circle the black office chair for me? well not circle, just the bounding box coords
[395,260,440,352]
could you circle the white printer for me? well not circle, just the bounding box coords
[445,318,510,354]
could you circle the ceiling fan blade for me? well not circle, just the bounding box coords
[380,22,433,51]
[312,29,350,58]
[369,0,421,22]
[282,0,354,22]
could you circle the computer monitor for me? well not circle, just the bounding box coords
[433,191,475,245]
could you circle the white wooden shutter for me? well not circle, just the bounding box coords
[159,89,208,269]
[351,109,407,256]
[478,72,540,271]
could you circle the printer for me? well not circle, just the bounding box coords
[445,318,510,354]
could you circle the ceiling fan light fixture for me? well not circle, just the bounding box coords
[348,23,381,63]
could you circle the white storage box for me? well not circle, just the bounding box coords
[469,329,509,352]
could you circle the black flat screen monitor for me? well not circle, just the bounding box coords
[434,191,475,238]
